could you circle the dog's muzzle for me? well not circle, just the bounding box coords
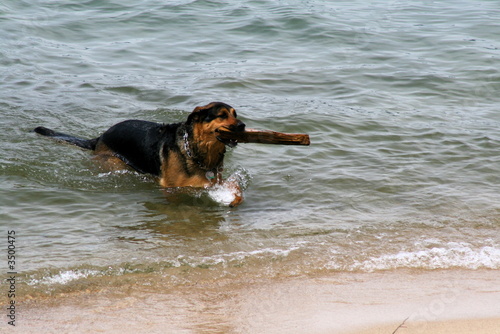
[216,121,245,147]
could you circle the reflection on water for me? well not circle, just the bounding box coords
[130,201,229,240]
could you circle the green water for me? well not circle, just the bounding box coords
[1,0,499,297]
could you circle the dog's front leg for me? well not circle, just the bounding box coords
[221,178,243,207]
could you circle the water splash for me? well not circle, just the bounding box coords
[207,168,251,206]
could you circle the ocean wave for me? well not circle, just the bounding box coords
[25,246,299,287]
[173,246,300,269]
[344,243,500,272]
[28,269,102,286]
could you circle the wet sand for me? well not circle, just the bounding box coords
[11,269,500,333]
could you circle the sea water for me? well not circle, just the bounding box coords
[1,0,499,299]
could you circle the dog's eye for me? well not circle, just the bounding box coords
[204,112,227,122]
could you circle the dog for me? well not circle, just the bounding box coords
[34,102,246,207]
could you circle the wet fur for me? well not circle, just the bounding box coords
[34,102,246,205]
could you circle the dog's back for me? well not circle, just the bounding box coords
[96,120,180,175]
[34,120,183,176]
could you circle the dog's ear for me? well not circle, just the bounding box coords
[186,103,216,124]
[187,106,206,124]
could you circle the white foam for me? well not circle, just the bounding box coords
[349,243,500,272]
[208,184,238,206]
[29,269,100,286]
[97,169,131,177]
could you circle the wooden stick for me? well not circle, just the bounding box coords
[216,127,310,146]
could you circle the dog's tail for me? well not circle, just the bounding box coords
[34,126,98,150]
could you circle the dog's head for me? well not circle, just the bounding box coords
[187,102,245,148]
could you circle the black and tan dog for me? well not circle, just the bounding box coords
[34,102,246,206]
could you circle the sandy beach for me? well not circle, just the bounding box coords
[10,269,500,333]
[349,318,500,334]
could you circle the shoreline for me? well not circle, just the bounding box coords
[9,269,500,333]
